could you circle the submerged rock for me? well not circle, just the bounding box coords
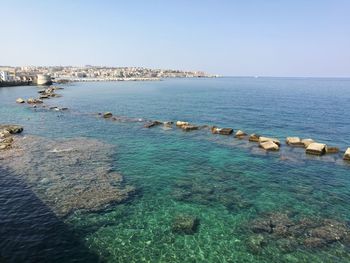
[172,214,200,234]
[306,143,327,156]
[247,234,266,254]
[27,98,43,104]
[344,148,350,161]
[0,136,136,217]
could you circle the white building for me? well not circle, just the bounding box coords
[0,71,9,81]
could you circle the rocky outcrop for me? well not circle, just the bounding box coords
[259,137,281,146]
[16,98,25,103]
[306,143,327,156]
[0,125,23,151]
[344,148,350,161]
[259,141,279,151]
[249,134,260,142]
[286,137,304,147]
[172,214,200,234]
[211,127,233,135]
[235,130,247,138]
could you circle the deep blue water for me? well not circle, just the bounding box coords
[1,77,350,262]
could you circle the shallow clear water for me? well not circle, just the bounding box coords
[1,78,350,262]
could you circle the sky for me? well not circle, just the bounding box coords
[1,0,349,77]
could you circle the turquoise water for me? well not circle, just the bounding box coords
[1,78,350,262]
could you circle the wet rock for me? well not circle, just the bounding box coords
[259,141,279,151]
[27,98,43,104]
[259,137,281,146]
[172,214,200,234]
[0,125,23,134]
[235,130,247,138]
[301,139,315,148]
[211,127,233,135]
[249,134,260,142]
[144,121,162,128]
[176,121,189,127]
[247,234,266,254]
[181,124,199,131]
[326,147,339,154]
[16,98,25,103]
[306,143,327,156]
[344,148,350,161]
[103,112,113,118]
[286,137,304,147]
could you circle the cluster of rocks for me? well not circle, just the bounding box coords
[246,212,350,254]
[172,214,200,235]
[99,113,350,162]
[15,86,69,113]
[0,125,23,151]
[98,112,144,123]
[0,135,136,217]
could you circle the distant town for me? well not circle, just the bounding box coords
[0,65,216,86]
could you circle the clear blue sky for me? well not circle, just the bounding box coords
[1,0,349,77]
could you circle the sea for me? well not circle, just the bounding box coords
[1,77,350,262]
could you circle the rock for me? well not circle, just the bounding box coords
[144,121,162,128]
[211,127,233,135]
[286,137,304,147]
[27,98,43,104]
[163,121,173,127]
[235,130,247,138]
[0,125,23,134]
[16,98,25,103]
[344,148,350,161]
[0,130,11,138]
[306,143,327,156]
[0,137,14,144]
[40,95,50,99]
[326,147,339,154]
[259,136,281,146]
[301,139,315,148]
[259,141,279,151]
[249,134,260,142]
[176,121,189,127]
[172,214,200,234]
[181,124,199,131]
[103,112,113,118]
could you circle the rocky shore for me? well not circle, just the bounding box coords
[0,132,136,218]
